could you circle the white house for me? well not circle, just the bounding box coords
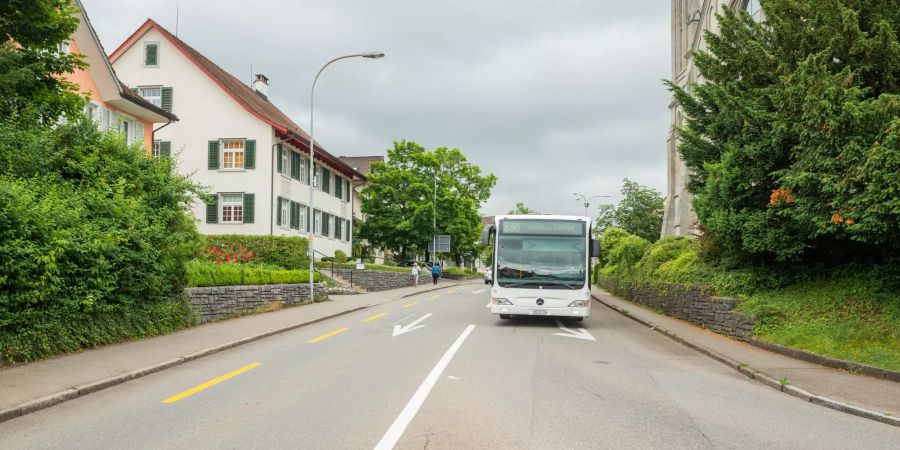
[109,20,365,258]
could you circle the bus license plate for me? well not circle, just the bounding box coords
[532,309,548,315]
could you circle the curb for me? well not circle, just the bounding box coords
[0,282,463,424]
[593,295,900,428]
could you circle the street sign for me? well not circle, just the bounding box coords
[428,235,451,253]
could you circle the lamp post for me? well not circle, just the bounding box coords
[308,51,384,300]
[573,193,610,217]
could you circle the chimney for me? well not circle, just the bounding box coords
[252,74,269,98]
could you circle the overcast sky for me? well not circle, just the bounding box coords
[84,0,671,216]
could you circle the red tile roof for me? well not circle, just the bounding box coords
[109,19,364,180]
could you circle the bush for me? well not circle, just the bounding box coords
[314,261,409,273]
[201,235,309,270]
[632,237,698,279]
[0,118,200,364]
[599,227,631,266]
[186,261,319,287]
[443,266,476,275]
[606,235,650,274]
[333,250,349,264]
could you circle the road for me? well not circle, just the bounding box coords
[1,283,897,449]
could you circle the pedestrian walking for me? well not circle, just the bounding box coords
[431,262,442,285]
[411,262,420,285]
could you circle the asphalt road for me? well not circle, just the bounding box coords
[1,283,898,449]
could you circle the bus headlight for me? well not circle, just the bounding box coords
[493,297,512,305]
[567,300,589,307]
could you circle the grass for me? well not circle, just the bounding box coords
[737,273,900,371]
[186,261,320,287]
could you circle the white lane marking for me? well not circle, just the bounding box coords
[392,313,433,337]
[472,288,485,294]
[553,319,596,341]
[374,325,476,450]
[447,375,461,381]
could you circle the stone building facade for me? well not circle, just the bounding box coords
[662,0,763,236]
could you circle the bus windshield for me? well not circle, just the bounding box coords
[496,220,587,289]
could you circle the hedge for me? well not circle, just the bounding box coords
[201,234,309,270]
[314,261,410,273]
[186,261,319,287]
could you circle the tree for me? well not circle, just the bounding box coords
[507,202,538,215]
[591,179,664,242]
[0,0,87,123]
[667,1,900,261]
[358,140,496,265]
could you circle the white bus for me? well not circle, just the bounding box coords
[481,215,599,321]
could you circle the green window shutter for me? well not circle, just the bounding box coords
[159,141,171,157]
[276,197,283,226]
[208,141,219,169]
[291,201,300,229]
[291,152,301,179]
[307,206,311,231]
[145,44,158,66]
[244,140,256,169]
[243,193,255,224]
[345,180,351,202]
[277,144,283,173]
[161,87,173,112]
[322,169,330,193]
[346,219,351,241]
[206,196,218,223]
[335,176,343,198]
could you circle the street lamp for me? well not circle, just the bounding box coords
[573,193,610,217]
[308,51,384,300]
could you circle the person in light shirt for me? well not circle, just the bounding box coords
[411,262,420,285]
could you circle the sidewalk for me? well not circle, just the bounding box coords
[0,280,460,422]
[592,286,900,426]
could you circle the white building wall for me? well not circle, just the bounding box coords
[112,28,352,258]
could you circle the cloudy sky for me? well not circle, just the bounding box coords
[84,0,671,216]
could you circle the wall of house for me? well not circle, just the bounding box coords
[111,28,353,258]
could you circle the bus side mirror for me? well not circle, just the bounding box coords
[590,239,600,258]
[480,224,495,246]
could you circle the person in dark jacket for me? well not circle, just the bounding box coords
[431,263,442,285]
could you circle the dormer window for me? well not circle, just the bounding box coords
[144,42,159,67]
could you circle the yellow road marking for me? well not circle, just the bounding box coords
[365,313,387,322]
[402,301,417,308]
[308,327,349,343]
[428,294,440,299]
[161,362,261,404]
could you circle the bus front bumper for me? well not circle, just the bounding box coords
[490,305,590,318]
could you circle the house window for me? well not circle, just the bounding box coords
[57,41,71,55]
[280,198,289,228]
[121,120,131,144]
[299,157,308,183]
[747,0,762,21]
[314,210,322,235]
[152,140,161,157]
[139,87,162,108]
[144,42,159,67]
[83,102,97,121]
[322,213,331,237]
[220,193,244,223]
[222,140,245,169]
[299,204,307,231]
[281,149,290,176]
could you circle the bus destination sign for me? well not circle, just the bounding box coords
[500,220,584,236]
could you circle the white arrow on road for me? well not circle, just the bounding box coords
[553,319,596,341]
[393,313,433,337]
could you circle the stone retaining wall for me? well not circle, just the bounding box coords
[186,283,329,323]
[598,277,755,340]
[329,269,430,291]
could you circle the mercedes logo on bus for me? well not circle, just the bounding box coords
[536,298,544,306]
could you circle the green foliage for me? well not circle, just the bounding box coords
[186,261,318,287]
[443,266,476,275]
[201,235,309,270]
[314,261,410,273]
[0,0,87,122]
[358,140,496,265]
[333,249,349,264]
[507,202,538,214]
[668,1,900,261]
[0,118,201,364]
[592,179,664,242]
[606,235,650,275]
[598,227,631,266]
[738,269,900,370]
